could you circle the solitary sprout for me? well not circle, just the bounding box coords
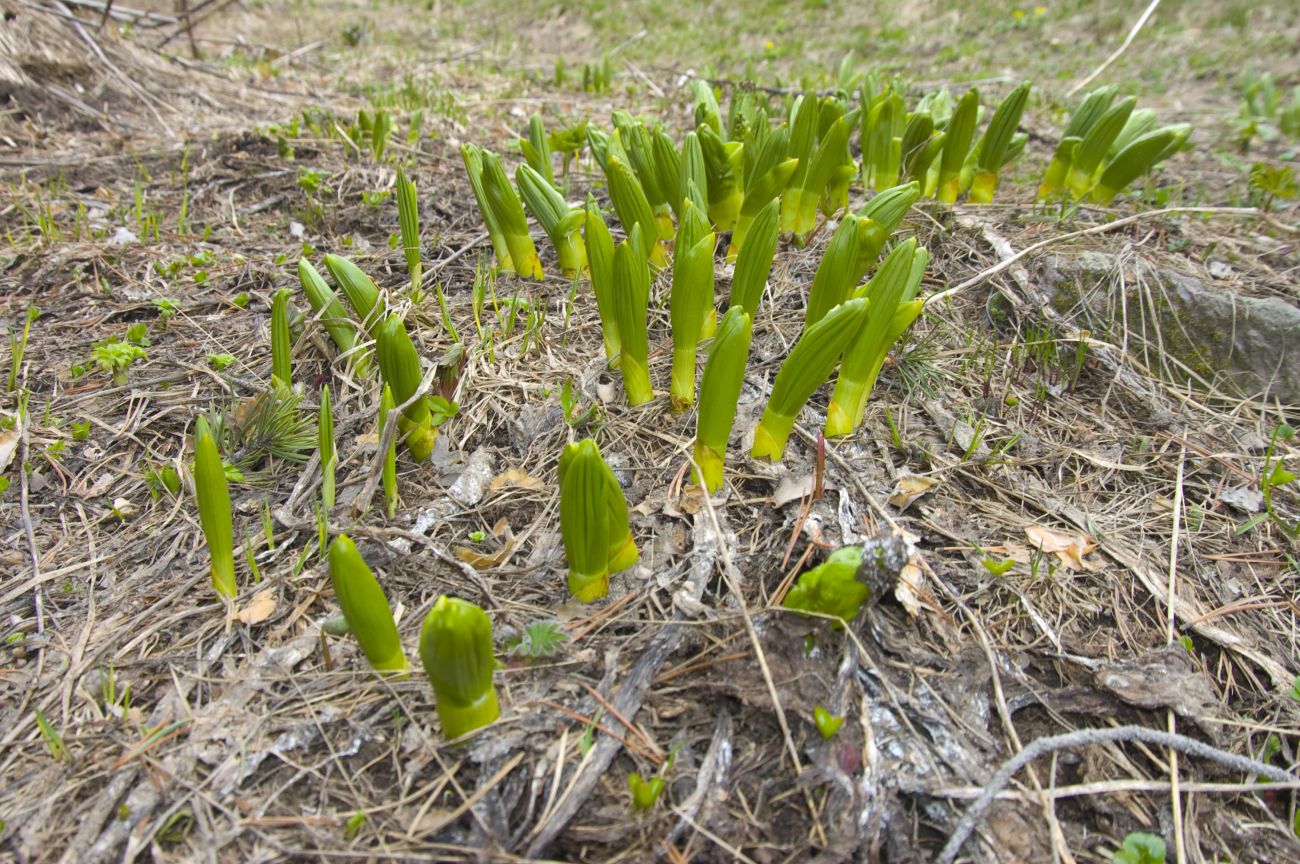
[559,440,638,602]
[328,535,408,673]
[419,596,500,740]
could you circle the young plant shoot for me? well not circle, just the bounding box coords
[193,416,236,598]
[729,130,798,260]
[482,150,544,279]
[419,595,500,739]
[605,155,667,268]
[328,535,408,672]
[297,258,370,377]
[669,198,717,412]
[396,166,422,291]
[936,88,979,204]
[583,196,620,364]
[693,306,753,492]
[462,143,516,272]
[517,163,587,276]
[378,384,399,517]
[558,439,638,602]
[784,545,870,625]
[826,239,928,436]
[728,198,781,316]
[969,82,1031,203]
[696,125,743,232]
[614,226,654,406]
[752,297,868,461]
[519,114,554,186]
[804,215,875,330]
[857,182,920,269]
[270,288,292,387]
[375,314,439,461]
[318,384,336,510]
[785,105,859,242]
[324,253,385,337]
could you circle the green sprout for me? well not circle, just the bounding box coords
[783,546,871,626]
[1113,832,1166,864]
[328,535,408,673]
[507,620,569,659]
[92,339,147,386]
[419,595,500,740]
[559,440,638,602]
[813,706,845,740]
[627,772,665,812]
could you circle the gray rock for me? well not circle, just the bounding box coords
[1037,252,1300,404]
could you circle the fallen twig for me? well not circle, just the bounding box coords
[937,725,1296,864]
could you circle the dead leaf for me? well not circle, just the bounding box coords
[891,529,930,617]
[1219,486,1263,514]
[887,474,938,511]
[490,467,545,492]
[234,589,276,625]
[453,536,517,570]
[770,473,836,508]
[1024,525,1098,571]
[0,428,17,473]
[894,561,925,617]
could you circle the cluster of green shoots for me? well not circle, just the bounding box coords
[1235,72,1300,151]
[1038,85,1190,206]
[466,95,935,494]
[329,535,500,739]
[185,165,499,740]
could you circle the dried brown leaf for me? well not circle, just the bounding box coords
[887,474,938,511]
[490,467,545,492]
[1024,525,1098,571]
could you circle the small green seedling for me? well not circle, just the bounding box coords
[125,322,150,346]
[627,772,665,811]
[92,339,147,386]
[1237,423,1297,538]
[35,708,69,762]
[7,305,38,392]
[981,556,1015,576]
[507,620,569,659]
[1113,832,1166,864]
[813,706,845,740]
[207,353,236,370]
[344,810,366,840]
[783,546,871,626]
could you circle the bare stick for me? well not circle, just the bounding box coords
[936,725,1296,864]
[1166,447,1188,864]
[1067,0,1162,97]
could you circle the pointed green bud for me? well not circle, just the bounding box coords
[297,258,370,377]
[559,440,638,602]
[193,415,236,598]
[752,298,868,461]
[329,535,407,672]
[324,254,384,337]
[693,307,753,492]
[419,595,500,739]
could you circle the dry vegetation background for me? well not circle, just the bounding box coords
[1,1,1298,862]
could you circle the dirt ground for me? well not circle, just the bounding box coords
[1,1,1298,862]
